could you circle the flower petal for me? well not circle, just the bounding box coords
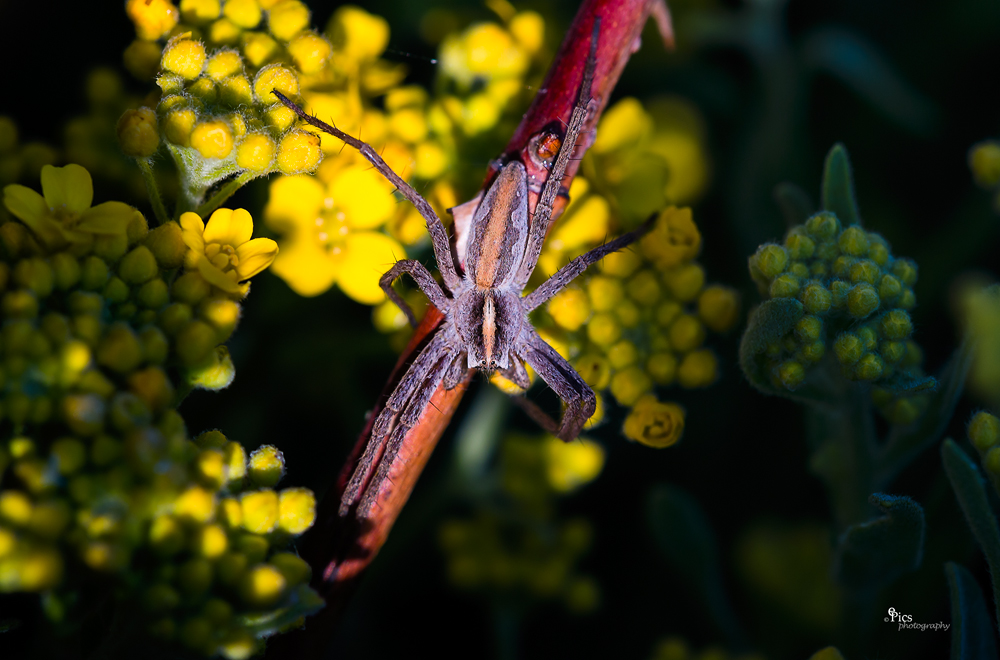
[271,230,341,297]
[41,164,94,213]
[338,231,406,304]
[235,238,278,280]
[3,184,48,224]
[76,201,134,235]
[180,211,206,252]
[196,256,242,294]
[204,208,253,247]
[263,175,325,230]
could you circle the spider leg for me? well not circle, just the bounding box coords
[513,20,600,289]
[499,356,531,390]
[519,329,596,442]
[381,259,451,327]
[443,351,471,390]
[356,350,454,518]
[273,90,462,293]
[340,327,454,515]
[523,214,656,312]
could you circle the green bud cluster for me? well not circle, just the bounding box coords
[966,410,1000,496]
[1,200,320,653]
[748,212,927,408]
[437,434,600,614]
[535,207,740,414]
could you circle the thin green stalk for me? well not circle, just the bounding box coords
[137,157,170,226]
[194,171,258,219]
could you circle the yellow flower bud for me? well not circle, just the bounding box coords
[288,31,332,74]
[253,64,299,103]
[225,441,247,482]
[586,312,622,347]
[839,226,870,257]
[175,486,217,523]
[668,314,705,352]
[0,490,32,526]
[241,490,279,533]
[240,564,286,607]
[329,6,390,61]
[117,107,161,157]
[235,133,276,172]
[144,221,187,269]
[224,0,262,28]
[610,366,653,407]
[126,0,180,40]
[623,396,685,448]
[697,285,740,332]
[276,130,322,174]
[677,349,718,388]
[663,263,705,303]
[163,108,197,147]
[969,412,1000,451]
[268,0,309,40]
[249,445,285,487]
[600,248,642,278]
[547,287,590,331]
[149,515,186,555]
[278,487,316,535]
[161,37,207,80]
[607,340,639,370]
[190,120,235,159]
[124,39,164,80]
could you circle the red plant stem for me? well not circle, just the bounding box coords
[267,1,672,656]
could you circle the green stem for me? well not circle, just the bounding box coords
[194,171,258,219]
[137,157,170,226]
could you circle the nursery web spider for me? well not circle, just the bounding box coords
[274,20,653,518]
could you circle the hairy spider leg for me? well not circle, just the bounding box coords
[518,328,596,442]
[379,259,451,327]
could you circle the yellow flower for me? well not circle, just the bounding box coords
[3,164,138,251]
[263,174,406,302]
[180,208,278,296]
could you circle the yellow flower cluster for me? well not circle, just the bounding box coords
[0,165,317,656]
[438,433,603,613]
[517,192,737,448]
[649,636,767,660]
[262,5,545,306]
[969,140,1000,212]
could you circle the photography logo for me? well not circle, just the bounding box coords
[885,607,950,632]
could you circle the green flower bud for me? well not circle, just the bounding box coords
[800,282,832,315]
[196,429,229,449]
[810,260,830,278]
[0,222,30,259]
[172,271,210,305]
[751,244,789,280]
[13,258,54,298]
[129,367,175,413]
[815,240,838,262]
[188,346,235,390]
[199,298,241,342]
[794,315,823,343]
[880,340,906,364]
[784,231,815,260]
[41,313,71,346]
[788,262,809,280]
[68,291,103,315]
[869,239,890,266]
[249,445,285,487]
[607,340,639,369]
[179,617,212,652]
[847,283,880,319]
[857,325,878,351]
[831,255,856,279]
[139,326,169,364]
[158,302,194,336]
[76,369,116,398]
[62,394,106,436]
[90,435,121,466]
[879,310,913,340]
[853,353,884,381]
[269,552,311,585]
[116,107,161,157]
[50,253,81,290]
[833,332,863,365]
[776,360,805,389]
[655,301,682,328]
[969,412,1000,451]
[669,314,706,352]
[201,598,233,625]
[647,352,678,385]
[805,212,840,240]
[985,448,1000,476]
[72,315,103,346]
[769,274,800,299]
[144,221,187,269]
[96,322,143,373]
[838,226,870,256]
[93,233,129,262]
[615,299,641,328]
[51,437,86,475]
[240,564,287,608]
[80,256,110,291]
[177,320,218,367]
[849,259,880,285]
[626,270,662,305]
[127,211,149,245]
[2,290,39,319]
[878,274,901,301]
[0,262,8,290]
[891,258,918,286]
[137,278,169,309]
[800,340,825,363]
[3,319,33,353]
[216,551,249,586]
[143,583,181,613]
[149,515,185,556]
[119,245,158,285]
[898,288,916,310]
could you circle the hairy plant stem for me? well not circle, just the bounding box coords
[195,171,257,219]
[137,157,170,226]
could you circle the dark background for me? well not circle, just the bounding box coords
[1,0,999,658]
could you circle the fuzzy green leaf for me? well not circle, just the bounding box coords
[648,484,746,647]
[239,585,325,639]
[946,562,998,660]
[774,182,814,229]
[942,438,1000,633]
[833,493,924,590]
[821,143,861,227]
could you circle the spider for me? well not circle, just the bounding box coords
[274,20,653,518]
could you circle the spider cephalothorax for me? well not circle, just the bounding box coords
[275,19,653,518]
